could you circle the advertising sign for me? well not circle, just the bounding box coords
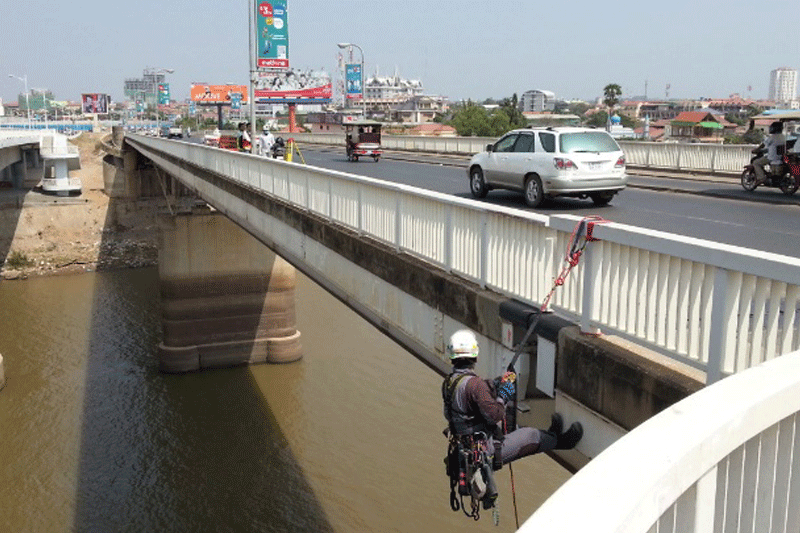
[158,83,170,105]
[255,1,289,69]
[345,64,363,100]
[230,92,242,110]
[254,68,331,104]
[81,93,109,114]
[190,84,249,104]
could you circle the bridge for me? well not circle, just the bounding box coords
[6,128,800,530]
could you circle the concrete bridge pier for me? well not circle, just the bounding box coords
[157,210,302,373]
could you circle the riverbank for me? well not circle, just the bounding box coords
[0,132,160,280]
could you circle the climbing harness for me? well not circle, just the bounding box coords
[444,432,500,522]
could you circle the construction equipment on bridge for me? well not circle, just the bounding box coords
[284,138,306,164]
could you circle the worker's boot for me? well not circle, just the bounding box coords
[555,422,583,450]
[547,413,563,436]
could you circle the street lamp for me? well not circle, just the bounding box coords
[337,43,367,117]
[8,74,31,129]
[147,67,174,135]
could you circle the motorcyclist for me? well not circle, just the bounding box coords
[753,121,786,184]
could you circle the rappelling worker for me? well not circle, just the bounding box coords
[442,329,583,514]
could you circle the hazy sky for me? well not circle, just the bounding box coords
[2,0,798,104]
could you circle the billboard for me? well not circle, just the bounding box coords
[254,68,331,104]
[345,64,362,100]
[82,93,109,114]
[190,84,249,104]
[255,1,289,69]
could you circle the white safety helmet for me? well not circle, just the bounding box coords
[263,124,270,133]
[447,329,479,360]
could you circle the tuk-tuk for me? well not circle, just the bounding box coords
[345,120,382,162]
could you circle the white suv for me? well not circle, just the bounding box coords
[467,127,627,207]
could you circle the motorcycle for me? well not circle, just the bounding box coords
[741,146,800,196]
[270,137,286,159]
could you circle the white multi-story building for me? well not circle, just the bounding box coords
[521,89,555,112]
[364,71,424,104]
[769,67,797,104]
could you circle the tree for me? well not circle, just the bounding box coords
[499,93,526,130]
[449,103,491,136]
[603,84,622,111]
[586,110,609,128]
[568,102,591,117]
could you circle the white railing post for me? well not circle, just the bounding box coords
[395,194,402,252]
[327,176,333,221]
[707,267,734,384]
[480,212,488,288]
[444,208,453,272]
[711,145,718,174]
[357,186,363,235]
[581,242,602,335]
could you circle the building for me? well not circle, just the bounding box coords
[124,68,170,108]
[669,111,736,143]
[769,67,798,105]
[388,95,447,123]
[520,90,555,112]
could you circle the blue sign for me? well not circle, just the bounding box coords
[231,92,242,110]
[345,64,362,100]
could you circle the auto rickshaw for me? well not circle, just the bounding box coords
[345,120,382,162]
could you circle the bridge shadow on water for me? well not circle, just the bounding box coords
[71,190,335,532]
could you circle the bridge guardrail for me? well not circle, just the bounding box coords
[130,134,800,383]
[520,348,800,532]
[286,132,754,174]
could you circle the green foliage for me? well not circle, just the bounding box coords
[723,129,764,145]
[449,103,491,136]
[585,110,638,129]
[603,83,622,110]
[6,251,34,269]
[586,111,608,128]
[724,113,746,127]
[447,95,527,137]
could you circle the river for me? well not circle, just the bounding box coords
[0,267,570,532]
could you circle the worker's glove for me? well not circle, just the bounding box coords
[496,379,516,404]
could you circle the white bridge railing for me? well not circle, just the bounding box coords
[286,132,753,174]
[130,135,800,383]
[520,349,800,533]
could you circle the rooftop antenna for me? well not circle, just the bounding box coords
[644,79,648,100]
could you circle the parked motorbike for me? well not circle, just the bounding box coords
[271,137,286,159]
[741,146,800,196]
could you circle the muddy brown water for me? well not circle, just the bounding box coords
[0,267,570,532]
